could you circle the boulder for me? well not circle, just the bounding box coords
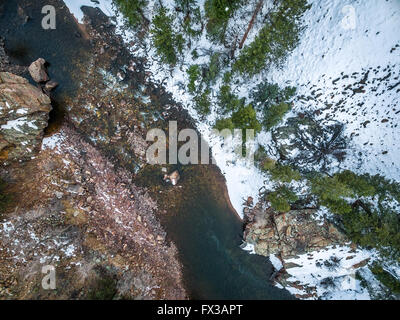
[244,206,347,259]
[163,170,180,186]
[44,80,59,92]
[28,58,49,83]
[0,72,52,161]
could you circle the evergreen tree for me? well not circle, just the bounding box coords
[204,0,243,43]
[193,88,211,116]
[114,0,148,29]
[268,185,298,212]
[151,7,184,66]
[231,104,262,133]
[233,0,310,76]
[267,164,301,183]
[263,102,291,130]
[187,64,201,93]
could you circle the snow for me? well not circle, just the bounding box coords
[241,242,256,254]
[63,0,114,23]
[283,245,376,300]
[41,132,64,150]
[1,117,38,132]
[61,244,76,257]
[269,254,283,271]
[16,108,28,115]
[0,221,15,233]
[266,0,400,181]
[269,0,400,85]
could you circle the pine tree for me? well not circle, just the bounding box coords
[268,185,298,212]
[151,7,184,66]
[267,164,301,183]
[231,104,262,133]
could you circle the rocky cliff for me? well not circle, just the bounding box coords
[0,72,51,162]
[244,204,347,259]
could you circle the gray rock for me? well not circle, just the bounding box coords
[28,58,49,83]
[245,206,348,259]
[0,72,52,162]
[163,170,180,186]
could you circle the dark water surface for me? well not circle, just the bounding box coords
[0,0,293,300]
[162,169,293,299]
[0,0,90,134]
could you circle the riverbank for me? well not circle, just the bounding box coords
[0,0,187,299]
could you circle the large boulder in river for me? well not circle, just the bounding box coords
[28,58,49,83]
[0,72,52,162]
[244,204,347,258]
[163,170,180,185]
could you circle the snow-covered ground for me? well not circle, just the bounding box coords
[267,0,400,181]
[278,245,375,300]
[63,0,400,299]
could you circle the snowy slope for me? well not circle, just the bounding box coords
[267,0,400,181]
[259,0,400,300]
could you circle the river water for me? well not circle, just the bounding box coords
[0,0,293,300]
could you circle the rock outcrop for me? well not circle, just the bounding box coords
[0,125,187,300]
[0,72,52,162]
[244,204,347,259]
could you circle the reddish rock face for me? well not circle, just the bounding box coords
[0,125,187,300]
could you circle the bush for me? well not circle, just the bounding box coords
[151,7,184,66]
[370,263,400,294]
[263,102,291,130]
